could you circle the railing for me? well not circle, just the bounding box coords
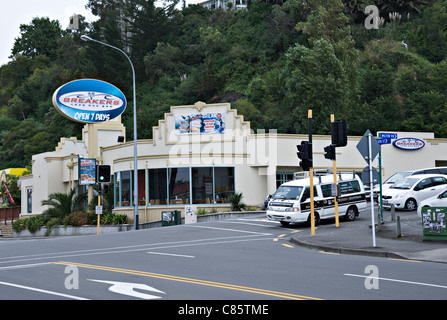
[0,206,21,224]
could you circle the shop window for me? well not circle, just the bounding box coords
[138,169,146,205]
[149,169,167,205]
[169,168,190,204]
[26,188,32,213]
[192,167,213,204]
[120,170,131,207]
[214,167,234,203]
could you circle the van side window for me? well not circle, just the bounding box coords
[321,184,333,197]
[338,180,361,194]
[301,186,317,202]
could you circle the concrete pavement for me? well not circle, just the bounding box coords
[291,206,447,263]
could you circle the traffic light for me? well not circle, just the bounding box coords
[96,165,111,183]
[331,120,347,147]
[324,145,336,160]
[297,141,312,171]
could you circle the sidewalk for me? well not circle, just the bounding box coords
[290,206,447,264]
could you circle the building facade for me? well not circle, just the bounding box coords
[20,101,447,224]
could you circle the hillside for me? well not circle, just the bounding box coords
[0,0,446,169]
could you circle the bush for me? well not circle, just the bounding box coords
[12,219,27,232]
[63,211,89,227]
[24,216,45,233]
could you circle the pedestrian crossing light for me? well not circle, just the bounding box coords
[97,165,111,183]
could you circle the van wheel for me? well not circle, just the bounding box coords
[307,212,320,227]
[345,206,357,221]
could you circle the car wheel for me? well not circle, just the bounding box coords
[345,206,357,221]
[405,198,417,210]
[307,212,320,227]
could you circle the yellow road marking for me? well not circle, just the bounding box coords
[281,244,294,248]
[290,230,302,234]
[53,261,321,300]
[388,258,422,263]
[278,234,287,238]
[319,251,340,256]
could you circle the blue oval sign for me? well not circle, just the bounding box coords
[52,79,127,123]
[392,137,425,150]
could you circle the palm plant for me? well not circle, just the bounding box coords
[229,192,246,211]
[41,189,86,220]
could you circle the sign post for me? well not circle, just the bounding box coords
[53,79,127,208]
[356,129,380,247]
[377,133,397,222]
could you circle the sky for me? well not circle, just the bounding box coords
[0,0,204,67]
[0,0,97,67]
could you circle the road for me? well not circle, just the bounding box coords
[0,213,445,308]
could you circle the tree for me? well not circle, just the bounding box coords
[124,0,179,79]
[11,17,65,59]
[285,38,350,134]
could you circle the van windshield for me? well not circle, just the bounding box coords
[272,186,303,200]
[391,177,419,189]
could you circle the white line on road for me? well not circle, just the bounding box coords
[0,235,272,265]
[185,224,272,235]
[344,273,447,290]
[147,252,195,258]
[0,281,89,300]
[0,262,52,271]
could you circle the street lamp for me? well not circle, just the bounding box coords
[81,35,139,230]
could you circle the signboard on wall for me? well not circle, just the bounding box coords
[79,158,96,185]
[52,79,127,123]
[175,113,225,135]
[392,138,425,150]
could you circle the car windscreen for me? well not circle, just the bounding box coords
[390,177,419,189]
[385,171,412,184]
[272,186,303,200]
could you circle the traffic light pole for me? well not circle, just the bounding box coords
[331,115,340,227]
[308,110,315,237]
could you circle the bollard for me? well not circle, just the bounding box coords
[396,215,401,238]
[391,204,395,221]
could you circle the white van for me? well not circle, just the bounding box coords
[266,173,367,226]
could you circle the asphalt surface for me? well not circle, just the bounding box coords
[291,205,447,263]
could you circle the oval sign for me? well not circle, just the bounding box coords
[392,137,425,150]
[52,79,127,123]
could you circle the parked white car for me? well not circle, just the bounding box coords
[381,174,447,210]
[374,167,447,197]
[417,188,447,217]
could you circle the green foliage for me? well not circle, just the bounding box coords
[41,189,87,220]
[2,0,447,171]
[229,192,246,211]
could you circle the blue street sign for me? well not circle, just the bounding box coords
[376,138,391,145]
[379,133,398,139]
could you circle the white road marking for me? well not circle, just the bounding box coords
[0,262,52,271]
[0,280,89,300]
[344,273,447,290]
[147,252,195,258]
[0,235,272,265]
[185,224,272,235]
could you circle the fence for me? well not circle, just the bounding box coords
[0,206,20,224]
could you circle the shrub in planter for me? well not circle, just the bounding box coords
[64,211,89,227]
[25,215,46,233]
